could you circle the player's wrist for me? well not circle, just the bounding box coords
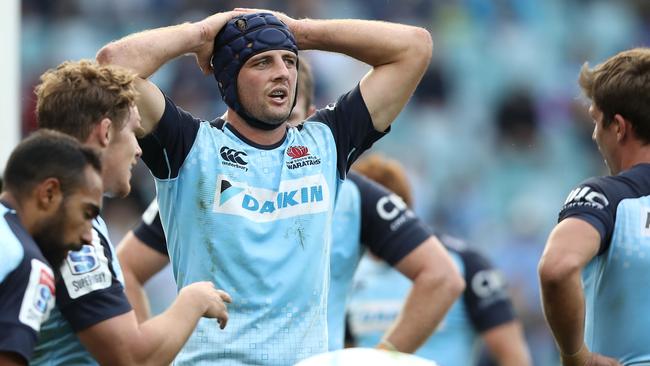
[376,339,399,352]
[177,285,210,315]
[559,342,590,366]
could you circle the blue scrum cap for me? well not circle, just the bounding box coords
[211,12,299,129]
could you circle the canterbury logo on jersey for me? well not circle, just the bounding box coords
[220,146,248,171]
[213,174,330,222]
[563,186,609,210]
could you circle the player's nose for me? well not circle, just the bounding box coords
[80,227,93,245]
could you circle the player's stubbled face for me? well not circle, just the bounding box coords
[35,167,102,267]
[103,105,143,197]
[238,50,298,126]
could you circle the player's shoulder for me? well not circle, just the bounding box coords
[92,216,111,246]
[346,172,388,197]
[564,164,650,211]
[0,207,42,281]
[0,223,26,282]
[306,86,365,124]
[346,171,369,188]
[440,234,492,271]
[591,164,650,193]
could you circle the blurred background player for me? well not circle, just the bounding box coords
[538,48,650,365]
[327,165,465,351]
[0,130,103,365]
[98,8,431,364]
[346,154,532,366]
[117,58,465,355]
[31,60,231,366]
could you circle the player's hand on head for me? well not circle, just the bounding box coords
[180,281,231,329]
[194,10,244,74]
[233,8,298,32]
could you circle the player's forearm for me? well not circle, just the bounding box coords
[97,22,203,79]
[539,267,585,355]
[381,270,464,353]
[129,292,206,365]
[122,268,152,323]
[296,19,432,71]
[497,349,532,366]
[483,322,532,366]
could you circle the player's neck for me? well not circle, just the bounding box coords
[224,110,287,146]
[0,192,38,234]
[619,144,650,172]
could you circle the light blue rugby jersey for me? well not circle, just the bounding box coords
[559,163,650,365]
[347,237,515,366]
[138,85,385,365]
[32,216,131,366]
[327,172,430,350]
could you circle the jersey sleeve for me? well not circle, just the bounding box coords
[55,228,131,332]
[349,172,431,265]
[138,93,202,179]
[307,85,388,177]
[460,249,516,333]
[133,200,168,256]
[0,257,55,363]
[558,177,617,254]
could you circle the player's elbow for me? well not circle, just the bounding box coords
[96,44,115,66]
[406,27,433,71]
[96,42,125,67]
[445,270,465,299]
[418,264,465,300]
[538,253,582,288]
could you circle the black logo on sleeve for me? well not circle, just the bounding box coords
[220,146,248,171]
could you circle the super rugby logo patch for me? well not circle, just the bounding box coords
[286,145,321,170]
[19,259,55,331]
[60,229,112,299]
[213,173,330,222]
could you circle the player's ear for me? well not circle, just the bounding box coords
[613,114,628,142]
[35,177,63,212]
[88,118,112,148]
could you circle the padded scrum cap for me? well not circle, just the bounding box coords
[211,12,298,129]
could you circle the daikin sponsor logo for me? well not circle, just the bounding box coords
[213,174,330,222]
